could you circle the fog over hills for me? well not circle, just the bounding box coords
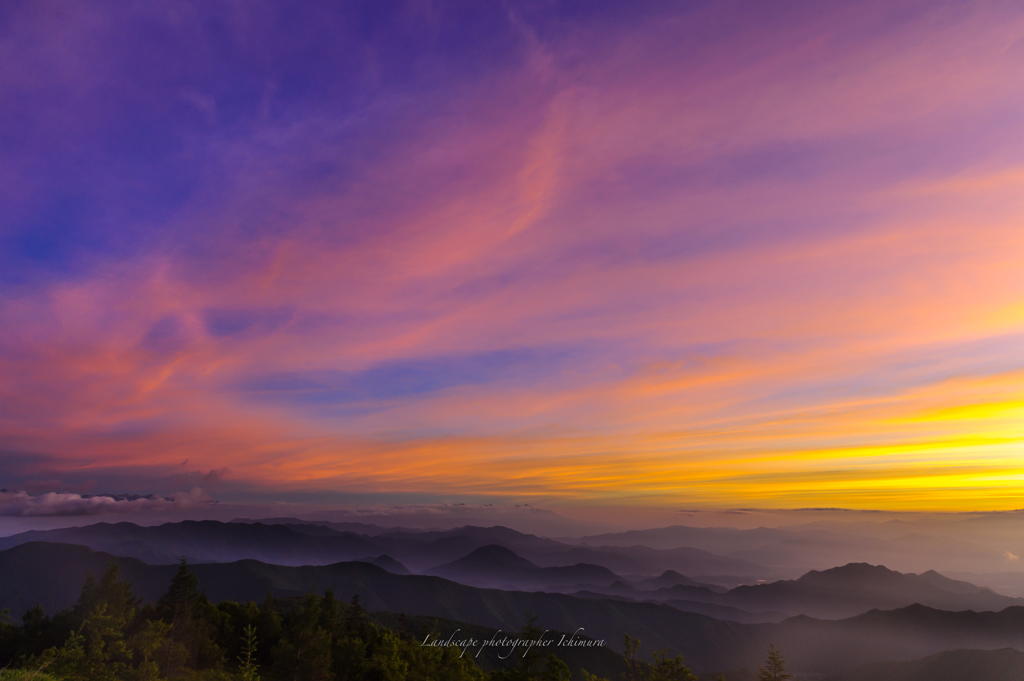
[661,562,1024,619]
[5,541,1024,677]
[0,520,380,566]
[425,544,622,591]
[823,647,1024,681]
[0,519,772,583]
[3,516,1024,678]
[638,569,720,590]
[6,517,1024,593]
[576,521,1023,576]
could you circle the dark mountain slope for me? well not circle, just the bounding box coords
[577,525,789,553]
[711,563,1024,618]
[360,554,410,574]
[0,520,769,582]
[426,544,621,590]
[0,520,379,565]
[578,524,1010,575]
[6,543,1024,676]
[428,544,538,574]
[231,518,415,536]
[0,542,751,672]
[664,599,788,624]
[0,542,178,616]
[638,569,718,590]
[824,647,1024,681]
[2,523,1010,618]
[608,544,768,582]
[376,525,568,555]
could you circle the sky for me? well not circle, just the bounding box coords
[2,0,1024,520]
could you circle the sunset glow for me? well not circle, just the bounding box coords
[2,0,1024,512]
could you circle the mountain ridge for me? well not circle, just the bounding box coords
[5,542,1024,675]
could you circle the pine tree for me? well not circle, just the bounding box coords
[621,633,697,681]
[155,558,222,675]
[72,572,100,622]
[42,565,141,680]
[757,645,793,681]
[95,563,140,622]
[540,654,572,681]
[238,623,260,681]
[156,558,201,622]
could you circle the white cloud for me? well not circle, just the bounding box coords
[0,488,213,517]
[1004,550,1019,562]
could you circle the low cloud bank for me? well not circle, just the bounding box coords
[0,488,214,516]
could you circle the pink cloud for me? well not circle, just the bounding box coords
[0,488,213,517]
[1,0,1023,509]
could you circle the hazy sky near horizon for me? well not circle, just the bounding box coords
[2,0,1024,514]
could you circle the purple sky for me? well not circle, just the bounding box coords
[2,0,1024,521]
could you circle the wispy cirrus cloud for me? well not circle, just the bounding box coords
[0,0,1023,510]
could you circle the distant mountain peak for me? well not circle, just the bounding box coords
[639,568,704,589]
[360,554,411,575]
[799,562,897,582]
[456,544,537,569]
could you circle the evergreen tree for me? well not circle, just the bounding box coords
[95,563,141,623]
[619,634,696,681]
[756,645,793,681]
[540,654,571,681]
[5,564,638,681]
[39,565,141,681]
[71,572,99,622]
[238,623,261,681]
[487,614,554,681]
[156,558,201,622]
[154,558,223,675]
[271,591,332,681]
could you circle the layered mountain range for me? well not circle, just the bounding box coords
[3,518,1024,680]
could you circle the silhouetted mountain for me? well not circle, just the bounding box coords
[381,525,567,556]
[638,569,724,592]
[7,542,1024,676]
[650,583,728,601]
[708,563,1024,618]
[0,541,753,672]
[626,562,1024,618]
[575,581,787,623]
[824,647,1024,681]
[944,571,1024,598]
[0,520,771,583]
[575,544,769,583]
[4,521,1010,618]
[578,525,790,552]
[360,554,410,574]
[758,604,1024,675]
[262,523,350,537]
[433,544,538,571]
[299,521,770,579]
[663,599,789,624]
[0,520,379,565]
[517,542,763,581]
[426,544,622,590]
[0,542,176,616]
[532,546,653,574]
[577,524,1012,575]
[915,569,990,595]
[231,518,418,535]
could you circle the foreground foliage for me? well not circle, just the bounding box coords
[0,560,649,680]
[756,645,792,681]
